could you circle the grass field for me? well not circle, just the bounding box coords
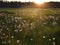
[0,8,60,45]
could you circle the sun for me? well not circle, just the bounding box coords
[34,0,45,4]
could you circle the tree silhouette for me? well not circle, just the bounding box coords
[0,1,60,8]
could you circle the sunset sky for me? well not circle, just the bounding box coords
[3,0,60,4]
[4,0,60,2]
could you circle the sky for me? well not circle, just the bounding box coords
[3,0,60,2]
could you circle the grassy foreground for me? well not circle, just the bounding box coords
[0,8,60,45]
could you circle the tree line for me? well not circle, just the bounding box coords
[0,1,60,8]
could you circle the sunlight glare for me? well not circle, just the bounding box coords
[34,0,45,4]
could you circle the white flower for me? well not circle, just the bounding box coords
[17,40,20,43]
[7,28,9,30]
[30,38,33,41]
[14,29,19,33]
[53,38,55,40]
[11,36,14,39]
[1,37,3,39]
[49,39,51,41]
[43,36,45,39]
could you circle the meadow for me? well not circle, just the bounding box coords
[0,8,60,45]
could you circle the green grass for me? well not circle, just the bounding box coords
[0,8,60,45]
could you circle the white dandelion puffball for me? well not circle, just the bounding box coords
[17,40,20,43]
[43,36,46,39]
